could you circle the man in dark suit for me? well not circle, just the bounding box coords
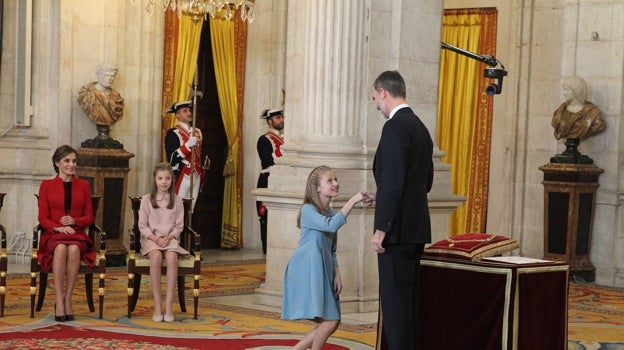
[370,70,434,350]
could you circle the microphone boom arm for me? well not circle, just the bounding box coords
[441,42,499,67]
[441,41,508,95]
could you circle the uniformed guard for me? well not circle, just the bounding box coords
[164,100,203,211]
[256,107,284,254]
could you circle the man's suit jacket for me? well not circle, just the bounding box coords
[373,106,434,245]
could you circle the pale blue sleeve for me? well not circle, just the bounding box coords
[332,231,339,269]
[300,204,347,233]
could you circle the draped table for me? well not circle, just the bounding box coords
[376,256,569,350]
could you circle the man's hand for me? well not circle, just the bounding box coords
[186,136,198,148]
[371,230,386,253]
[362,192,376,206]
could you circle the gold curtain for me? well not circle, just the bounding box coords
[210,18,247,248]
[172,16,204,124]
[437,8,497,235]
[161,15,204,160]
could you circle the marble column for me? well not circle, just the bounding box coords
[254,0,374,313]
[254,0,463,313]
[284,2,368,166]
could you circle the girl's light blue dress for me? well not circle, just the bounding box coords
[281,203,346,321]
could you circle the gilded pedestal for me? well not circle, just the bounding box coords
[77,148,134,266]
[539,163,602,281]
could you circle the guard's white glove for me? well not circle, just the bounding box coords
[185,136,198,148]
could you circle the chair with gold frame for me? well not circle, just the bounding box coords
[30,195,106,319]
[126,196,201,319]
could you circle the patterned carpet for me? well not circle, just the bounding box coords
[568,281,624,349]
[0,259,375,349]
[0,260,622,349]
[0,323,355,349]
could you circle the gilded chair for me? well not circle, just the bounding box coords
[30,195,106,318]
[0,192,7,317]
[127,196,201,319]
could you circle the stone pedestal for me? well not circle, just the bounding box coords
[77,147,135,266]
[539,163,603,282]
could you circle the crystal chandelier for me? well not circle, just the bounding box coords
[132,0,256,24]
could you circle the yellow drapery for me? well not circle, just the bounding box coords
[171,16,204,126]
[161,15,203,160]
[437,8,497,235]
[210,18,246,248]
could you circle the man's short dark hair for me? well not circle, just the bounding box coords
[373,70,406,98]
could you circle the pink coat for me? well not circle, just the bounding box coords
[138,193,189,256]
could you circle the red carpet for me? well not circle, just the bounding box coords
[0,324,350,349]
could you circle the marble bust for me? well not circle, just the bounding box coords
[77,63,125,127]
[551,76,605,140]
[550,76,606,164]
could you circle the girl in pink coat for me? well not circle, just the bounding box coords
[138,163,189,322]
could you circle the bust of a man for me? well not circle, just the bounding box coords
[77,63,125,127]
[551,76,606,140]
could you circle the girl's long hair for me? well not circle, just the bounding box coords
[296,165,332,228]
[150,162,176,209]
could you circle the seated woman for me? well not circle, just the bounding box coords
[138,163,189,322]
[37,145,96,322]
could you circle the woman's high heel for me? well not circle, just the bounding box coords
[64,301,74,321]
[54,303,66,322]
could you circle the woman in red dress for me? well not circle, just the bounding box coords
[37,145,96,322]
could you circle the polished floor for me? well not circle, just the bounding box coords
[6,248,379,326]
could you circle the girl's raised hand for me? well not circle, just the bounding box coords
[360,191,375,206]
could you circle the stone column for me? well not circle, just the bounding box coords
[283,1,368,165]
[255,0,374,313]
[254,0,464,313]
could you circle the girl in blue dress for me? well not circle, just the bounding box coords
[282,165,371,350]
